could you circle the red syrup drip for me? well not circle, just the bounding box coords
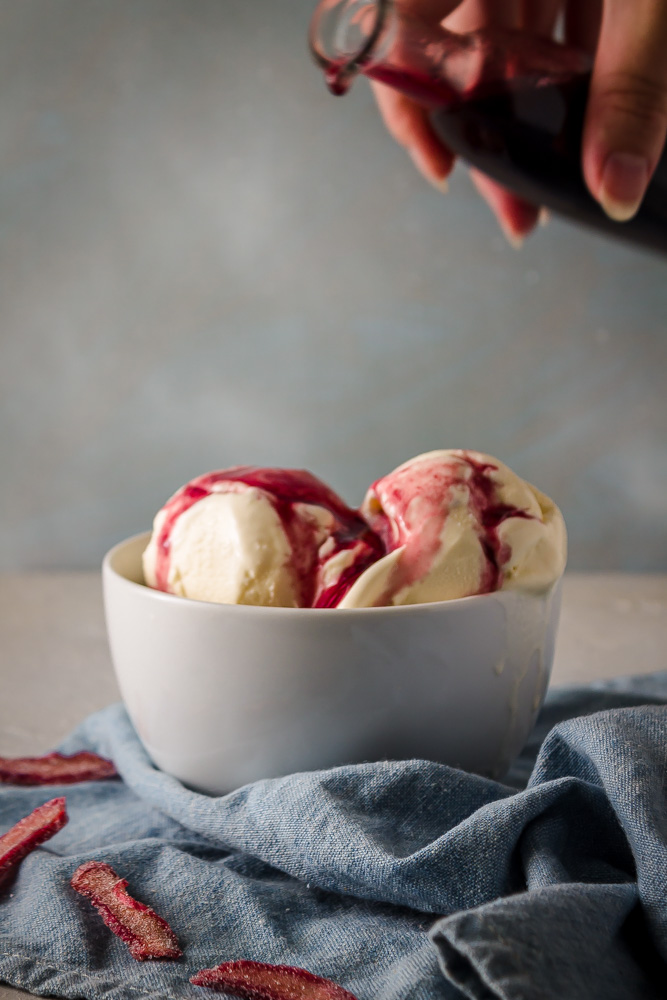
[324,61,350,96]
[464,457,533,593]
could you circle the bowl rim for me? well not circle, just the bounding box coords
[103,531,563,618]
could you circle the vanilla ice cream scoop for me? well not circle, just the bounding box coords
[338,450,566,608]
[142,467,383,607]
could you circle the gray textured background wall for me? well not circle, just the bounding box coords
[1,0,665,571]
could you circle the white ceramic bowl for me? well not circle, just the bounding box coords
[103,532,562,794]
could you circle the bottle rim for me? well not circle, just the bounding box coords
[308,0,391,86]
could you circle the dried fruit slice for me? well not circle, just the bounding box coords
[0,797,68,879]
[190,961,359,1000]
[0,751,117,785]
[70,861,182,960]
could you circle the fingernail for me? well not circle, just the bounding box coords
[499,223,523,249]
[599,153,648,222]
[538,208,550,228]
[408,147,449,193]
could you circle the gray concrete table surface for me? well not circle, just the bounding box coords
[0,571,666,1000]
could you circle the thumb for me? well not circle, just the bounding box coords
[582,0,667,222]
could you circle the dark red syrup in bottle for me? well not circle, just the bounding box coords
[362,62,667,253]
[429,73,667,252]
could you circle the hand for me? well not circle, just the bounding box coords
[371,0,667,244]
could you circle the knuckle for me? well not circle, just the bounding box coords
[597,71,667,132]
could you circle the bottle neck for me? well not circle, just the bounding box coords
[309,0,395,95]
[310,0,592,106]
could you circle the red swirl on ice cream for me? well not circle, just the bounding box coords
[143,451,566,608]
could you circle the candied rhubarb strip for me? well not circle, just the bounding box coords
[70,861,182,961]
[190,961,359,1000]
[0,751,117,785]
[0,796,68,878]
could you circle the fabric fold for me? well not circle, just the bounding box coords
[0,673,665,1000]
[431,885,660,1000]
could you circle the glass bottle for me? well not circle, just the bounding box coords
[309,0,667,253]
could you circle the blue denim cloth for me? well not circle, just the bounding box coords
[1,673,666,1000]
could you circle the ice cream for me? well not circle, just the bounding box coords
[143,451,566,608]
[338,450,566,607]
[141,467,383,608]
